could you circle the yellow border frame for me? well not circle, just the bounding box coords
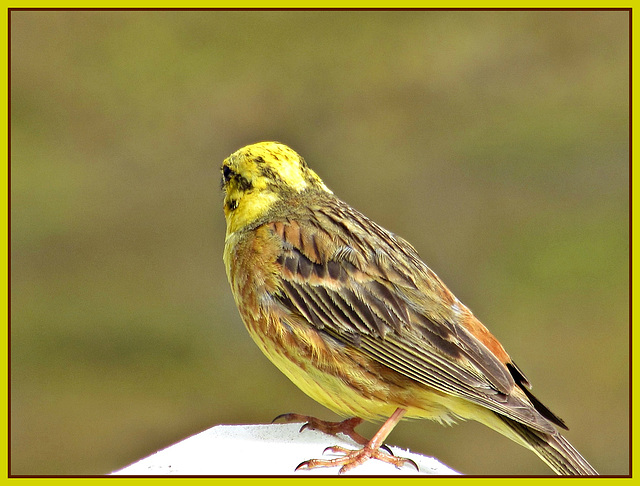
[3,5,633,485]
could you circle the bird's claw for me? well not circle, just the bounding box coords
[272,413,368,445]
[295,443,419,474]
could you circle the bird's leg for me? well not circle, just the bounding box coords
[273,413,368,445]
[294,408,418,474]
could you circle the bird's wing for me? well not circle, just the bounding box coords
[266,211,560,434]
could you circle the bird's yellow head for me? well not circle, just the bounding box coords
[221,142,331,235]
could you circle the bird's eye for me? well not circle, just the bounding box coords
[222,165,235,184]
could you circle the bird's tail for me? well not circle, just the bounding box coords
[495,413,598,475]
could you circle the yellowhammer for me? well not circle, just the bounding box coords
[221,141,597,475]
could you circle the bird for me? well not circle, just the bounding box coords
[220,141,598,475]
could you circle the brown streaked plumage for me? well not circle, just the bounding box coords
[221,141,597,475]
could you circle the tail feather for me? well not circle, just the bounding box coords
[496,414,598,475]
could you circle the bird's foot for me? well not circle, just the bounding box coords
[295,444,418,474]
[273,413,368,446]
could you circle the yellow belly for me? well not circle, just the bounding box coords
[246,313,463,425]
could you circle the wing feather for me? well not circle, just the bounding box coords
[269,208,558,434]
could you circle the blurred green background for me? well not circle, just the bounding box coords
[10,10,628,476]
